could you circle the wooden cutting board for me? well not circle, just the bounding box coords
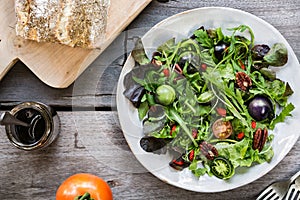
[0,0,152,88]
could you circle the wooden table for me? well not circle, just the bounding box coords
[0,0,299,199]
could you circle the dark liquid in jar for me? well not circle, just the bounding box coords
[14,108,46,145]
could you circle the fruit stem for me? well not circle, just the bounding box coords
[75,192,94,200]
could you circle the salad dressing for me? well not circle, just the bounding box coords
[5,102,60,150]
[14,108,46,145]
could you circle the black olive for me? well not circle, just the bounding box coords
[178,53,200,74]
[248,95,274,121]
[252,44,270,60]
[152,51,162,59]
[178,55,189,68]
[214,42,229,61]
[187,65,199,74]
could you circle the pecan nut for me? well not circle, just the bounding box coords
[151,52,164,67]
[252,128,268,152]
[236,72,252,91]
[200,141,218,160]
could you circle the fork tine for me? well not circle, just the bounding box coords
[286,189,300,200]
[269,195,280,200]
[295,191,300,200]
[286,186,296,200]
[264,191,278,200]
[257,188,273,200]
[287,191,295,200]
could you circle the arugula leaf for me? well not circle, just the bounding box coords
[228,25,254,46]
[215,27,225,44]
[270,103,295,130]
[197,91,214,103]
[199,50,217,67]
[193,29,214,48]
[166,108,198,146]
[202,70,249,128]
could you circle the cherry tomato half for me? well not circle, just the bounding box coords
[56,173,113,200]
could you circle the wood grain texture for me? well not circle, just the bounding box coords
[0,111,298,199]
[0,0,151,88]
[0,0,299,108]
[0,0,299,199]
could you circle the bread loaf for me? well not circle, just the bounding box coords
[15,0,110,48]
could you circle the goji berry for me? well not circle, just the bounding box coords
[170,125,176,136]
[237,132,245,140]
[201,63,207,71]
[189,150,195,161]
[238,60,246,70]
[216,107,226,117]
[163,69,169,77]
[192,129,198,139]
[172,159,185,166]
[251,121,256,129]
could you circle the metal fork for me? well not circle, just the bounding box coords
[284,175,300,200]
[257,171,300,200]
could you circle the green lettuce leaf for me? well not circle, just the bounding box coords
[270,103,295,130]
[216,138,274,169]
[189,161,208,177]
[263,43,288,66]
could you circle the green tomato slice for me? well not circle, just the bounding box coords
[210,157,234,179]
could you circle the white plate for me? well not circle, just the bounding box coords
[116,7,300,192]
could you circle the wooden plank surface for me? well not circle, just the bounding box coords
[0,0,151,88]
[0,0,299,199]
[0,111,298,199]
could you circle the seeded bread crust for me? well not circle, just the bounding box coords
[15,0,109,48]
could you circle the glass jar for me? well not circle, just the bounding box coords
[5,102,60,150]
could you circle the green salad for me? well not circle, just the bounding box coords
[123,25,295,179]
